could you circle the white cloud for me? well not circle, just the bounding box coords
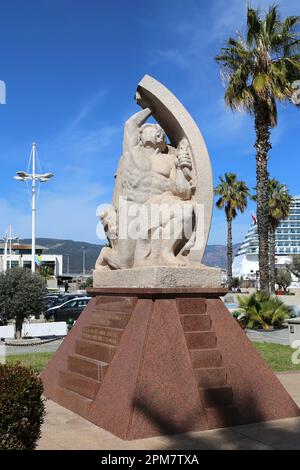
[150,0,300,71]
[0,181,107,243]
[0,92,122,242]
[66,90,107,133]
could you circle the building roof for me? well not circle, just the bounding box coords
[0,242,47,251]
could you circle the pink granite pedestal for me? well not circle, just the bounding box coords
[42,288,300,440]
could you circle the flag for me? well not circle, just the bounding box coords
[251,212,257,225]
[36,255,43,267]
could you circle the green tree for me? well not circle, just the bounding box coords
[231,277,241,291]
[216,5,300,291]
[289,255,300,279]
[275,269,292,292]
[215,173,249,289]
[39,265,54,279]
[268,180,292,292]
[0,268,45,339]
[81,276,93,289]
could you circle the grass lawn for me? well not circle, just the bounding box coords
[253,341,300,372]
[5,342,300,373]
[7,352,54,373]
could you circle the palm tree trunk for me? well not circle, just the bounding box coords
[254,100,271,292]
[227,217,233,290]
[269,225,276,293]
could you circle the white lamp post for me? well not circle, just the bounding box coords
[14,142,54,273]
[81,246,86,277]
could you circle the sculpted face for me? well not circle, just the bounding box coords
[140,124,166,151]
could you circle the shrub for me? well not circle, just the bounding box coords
[237,291,292,330]
[232,310,241,319]
[0,362,45,450]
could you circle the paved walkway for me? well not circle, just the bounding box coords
[38,372,300,450]
[246,328,289,345]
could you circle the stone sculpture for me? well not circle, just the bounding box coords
[94,75,220,287]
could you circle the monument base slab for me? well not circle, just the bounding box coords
[93,265,221,288]
[41,288,300,440]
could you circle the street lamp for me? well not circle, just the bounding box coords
[66,253,70,275]
[14,142,54,273]
[81,246,86,277]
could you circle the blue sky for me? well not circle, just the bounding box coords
[0,0,299,246]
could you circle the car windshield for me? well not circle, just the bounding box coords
[62,300,78,309]
[77,299,88,307]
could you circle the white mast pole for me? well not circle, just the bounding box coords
[31,142,36,273]
[3,230,8,272]
[9,224,12,270]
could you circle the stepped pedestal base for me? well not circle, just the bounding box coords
[42,288,300,440]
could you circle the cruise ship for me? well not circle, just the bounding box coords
[232,195,300,283]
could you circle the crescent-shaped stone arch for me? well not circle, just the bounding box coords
[136,75,213,263]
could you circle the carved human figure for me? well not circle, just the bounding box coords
[96,99,196,270]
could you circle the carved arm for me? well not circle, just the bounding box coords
[123,108,152,154]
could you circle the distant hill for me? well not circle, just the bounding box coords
[20,238,241,274]
[21,238,103,275]
[203,244,241,269]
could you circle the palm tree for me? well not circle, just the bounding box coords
[215,5,300,291]
[215,173,249,289]
[268,179,292,292]
[237,291,292,330]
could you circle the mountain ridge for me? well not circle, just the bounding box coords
[20,238,241,274]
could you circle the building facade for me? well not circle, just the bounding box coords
[0,241,63,276]
[233,196,300,284]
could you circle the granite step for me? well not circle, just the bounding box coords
[190,349,222,368]
[185,331,216,349]
[180,314,211,332]
[95,295,133,304]
[82,325,123,346]
[54,385,92,419]
[95,298,137,313]
[89,310,131,329]
[59,370,101,400]
[68,354,109,381]
[206,405,238,429]
[176,298,207,315]
[199,385,233,408]
[194,367,227,388]
[75,339,116,363]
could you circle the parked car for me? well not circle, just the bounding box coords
[44,297,91,321]
[43,295,60,311]
[290,306,300,318]
[52,293,87,307]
